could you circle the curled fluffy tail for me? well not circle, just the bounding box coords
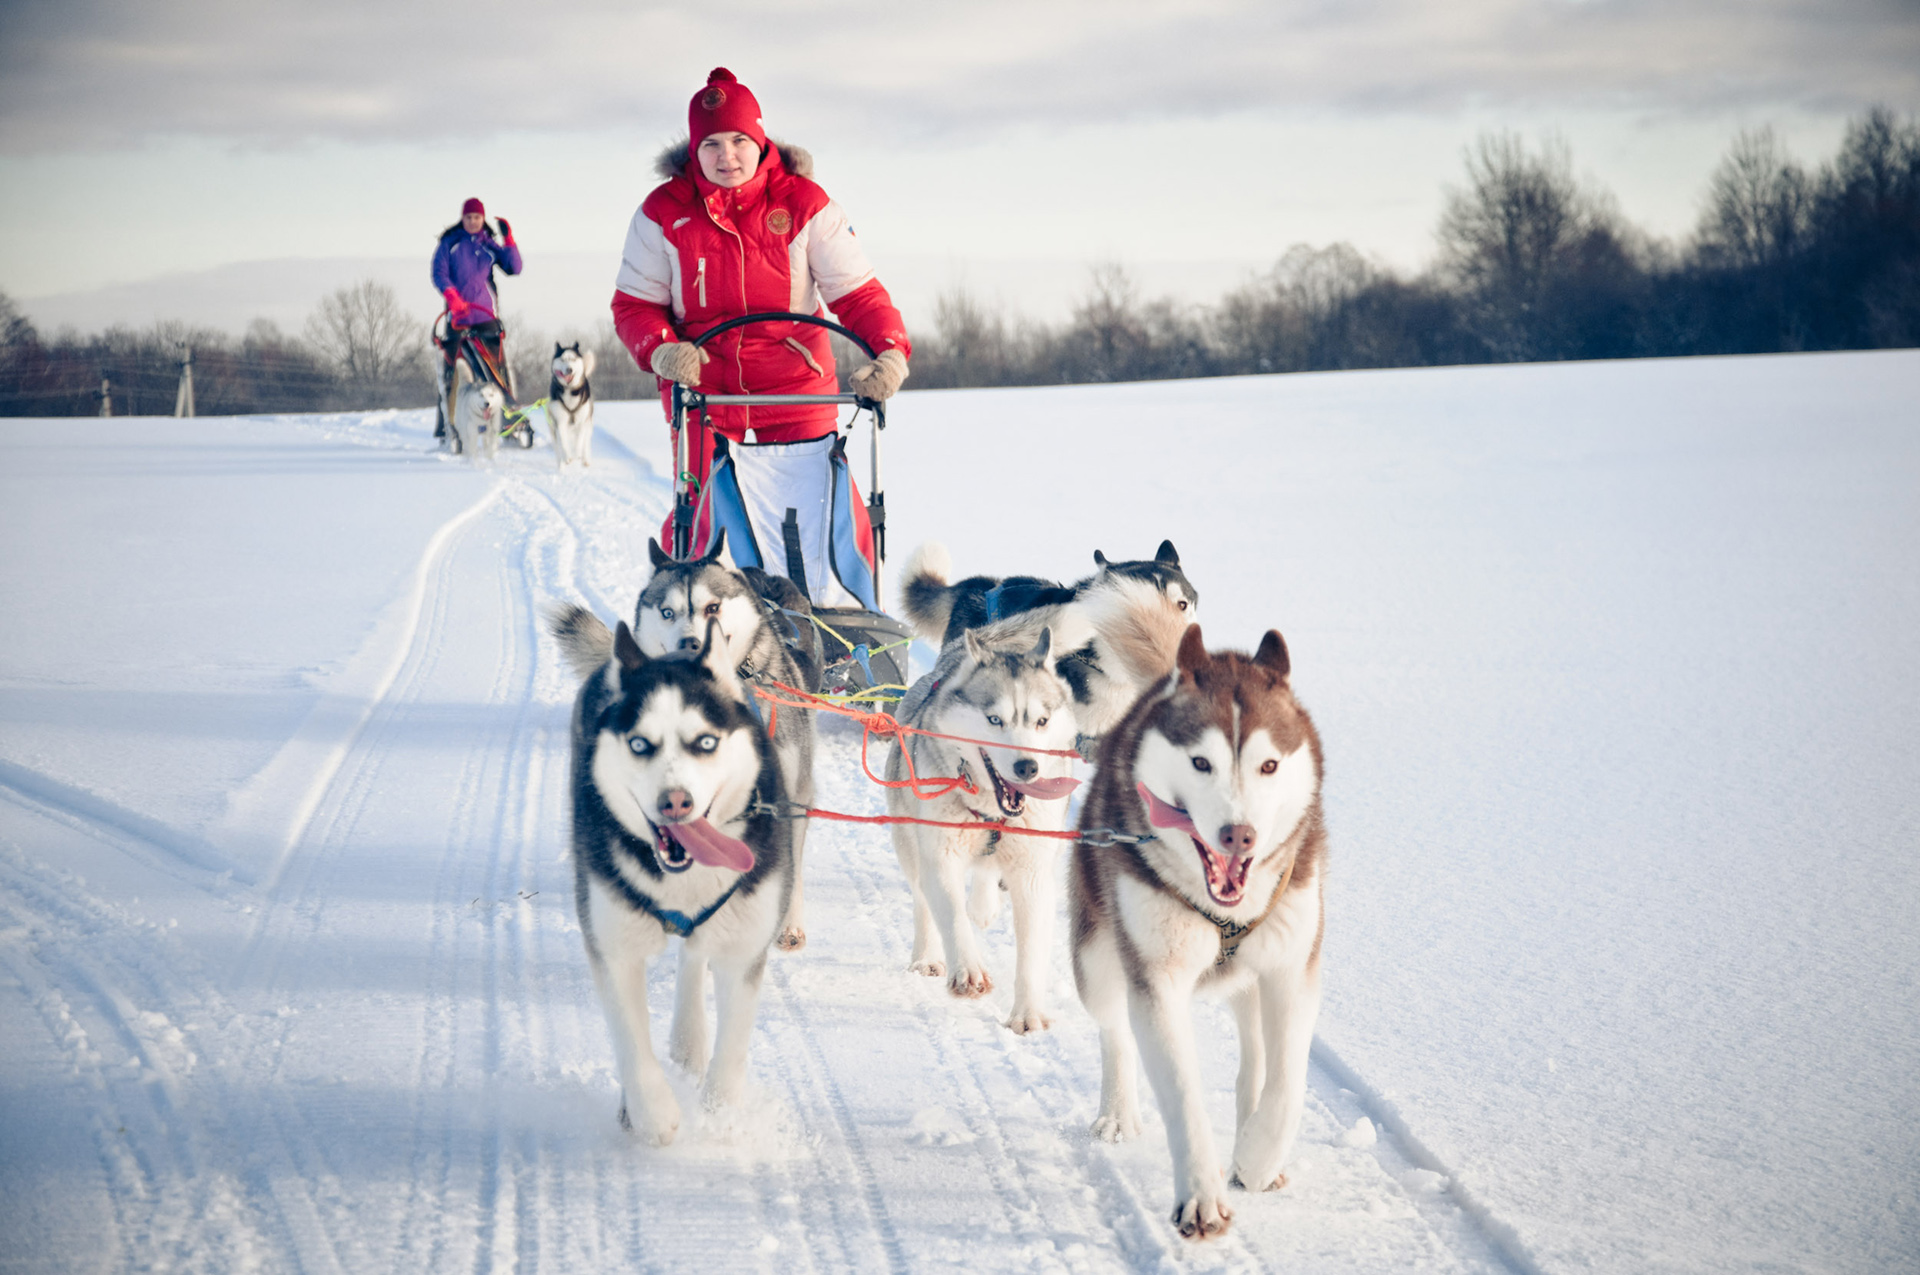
[898,541,955,641]
[546,603,614,680]
[1077,576,1192,688]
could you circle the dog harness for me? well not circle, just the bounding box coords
[637,875,747,939]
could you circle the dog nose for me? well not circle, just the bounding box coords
[1012,757,1039,782]
[677,636,701,651]
[657,788,694,821]
[1218,824,1257,855]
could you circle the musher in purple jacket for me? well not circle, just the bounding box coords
[432,197,522,438]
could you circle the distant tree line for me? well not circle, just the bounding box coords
[3,108,1912,415]
[0,281,656,417]
[909,107,1920,388]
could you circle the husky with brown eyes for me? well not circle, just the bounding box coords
[885,626,1082,1034]
[1070,625,1327,1242]
[558,615,794,1145]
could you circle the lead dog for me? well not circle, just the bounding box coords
[547,342,595,468]
[567,618,794,1142]
[550,530,820,950]
[901,540,1199,745]
[886,626,1081,1032]
[453,380,506,461]
[1071,625,1327,1240]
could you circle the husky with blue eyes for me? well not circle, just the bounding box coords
[564,615,793,1143]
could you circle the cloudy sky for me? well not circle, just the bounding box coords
[2,0,1916,328]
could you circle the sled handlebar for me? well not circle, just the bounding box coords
[688,311,877,360]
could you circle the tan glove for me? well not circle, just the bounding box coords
[847,348,908,401]
[649,341,709,385]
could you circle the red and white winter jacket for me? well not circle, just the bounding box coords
[611,142,911,443]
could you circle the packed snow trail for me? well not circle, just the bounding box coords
[0,408,1515,1273]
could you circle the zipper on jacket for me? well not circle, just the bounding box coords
[696,257,707,308]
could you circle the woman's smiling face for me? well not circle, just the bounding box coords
[697,133,761,188]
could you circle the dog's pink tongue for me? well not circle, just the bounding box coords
[671,818,755,873]
[1136,782,1197,835]
[1007,775,1080,801]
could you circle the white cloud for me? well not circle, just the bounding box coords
[1,0,1914,153]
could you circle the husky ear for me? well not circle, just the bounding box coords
[553,342,564,356]
[1027,625,1052,664]
[1175,624,1208,676]
[697,617,739,687]
[647,537,671,569]
[1156,539,1180,565]
[1093,550,1110,569]
[963,627,989,665]
[1253,629,1291,679]
[614,620,648,670]
[697,527,730,567]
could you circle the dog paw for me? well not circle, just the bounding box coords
[617,1097,681,1146]
[1229,1168,1288,1192]
[668,1034,709,1077]
[1004,1004,1053,1034]
[948,965,994,998]
[909,958,946,979]
[1171,1193,1233,1240]
[775,926,807,952]
[1090,1111,1140,1142]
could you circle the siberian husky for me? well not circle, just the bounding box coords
[901,540,1199,745]
[453,380,506,461]
[550,530,821,950]
[565,617,795,1142]
[547,342,596,468]
[886,626,1081,1032]
[1071,625,1326,1240]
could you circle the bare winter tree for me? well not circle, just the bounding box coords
[1696,128,1813,270]
[303,280,429,404]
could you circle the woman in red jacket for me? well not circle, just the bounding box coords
[612,68,910,606]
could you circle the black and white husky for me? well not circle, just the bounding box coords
[551,530,820,950]
[547,342,595,468]
[886,626,1081,1032]
[565,618,795,1142]
[901,539,1199,744]
[1071,625,1326,1240]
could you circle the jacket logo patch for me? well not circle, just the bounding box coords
[672,217,691,230]
[767,209,792,235]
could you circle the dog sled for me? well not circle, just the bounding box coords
[432,313,536,452]
[669,311,915,699]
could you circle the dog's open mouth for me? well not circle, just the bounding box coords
[644,813,756,875]
[980,754,1026,817]
[1191,837,1252,908]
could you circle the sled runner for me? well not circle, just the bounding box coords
[433,314,537,452]
[669,311,913,698]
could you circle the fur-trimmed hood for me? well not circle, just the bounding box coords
[655,139,813,181]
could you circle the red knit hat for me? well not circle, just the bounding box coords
[462,197,485,216]
[688,68,766,152]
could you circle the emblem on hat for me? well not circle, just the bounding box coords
[701,86,727,109]
[768,208,792,235]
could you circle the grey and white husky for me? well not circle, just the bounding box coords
[1071,624,1327,1241]
[547,342,595,469]
[565,617,795,1142]
[901,539,1199,744]
[886,626,1081,1033]
[551,530,820,950]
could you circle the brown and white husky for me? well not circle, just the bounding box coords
[1070,624,1327,1241]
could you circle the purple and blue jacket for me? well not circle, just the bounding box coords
[431,226,523,327]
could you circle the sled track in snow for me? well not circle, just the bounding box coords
[2,427,1528,1273]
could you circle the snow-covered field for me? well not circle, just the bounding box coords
[2,350,1915,1273]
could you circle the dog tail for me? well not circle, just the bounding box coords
[899,541,955,641]
[546,602,615,679]
[1078,575,1192,686]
